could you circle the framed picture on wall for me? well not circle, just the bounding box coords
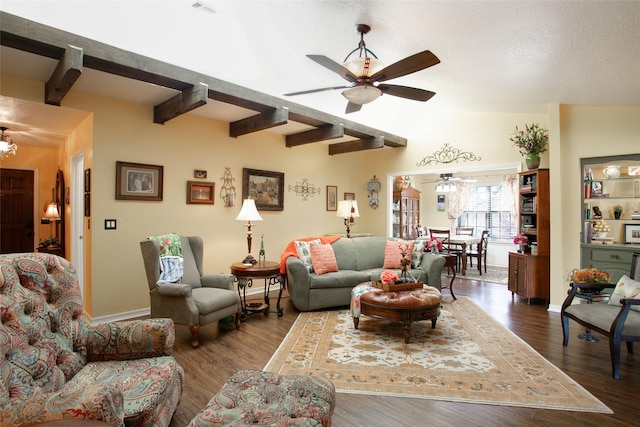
[624,224,640,244]
[84,169,91,193]
[115,161,164,201]
[187,181,215,204]
[242,168,284,211]
[326,185,337,211]
[344,192,355,200]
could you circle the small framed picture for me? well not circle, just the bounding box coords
[115,161,164,201]
[344,192,355,200]
[84,169,91,193]
[187,181,215,204]
[84,193,90,217]
[326,185,337,211]
[194,169,207,179]
[591,180,603,195]
[624,224,640,244]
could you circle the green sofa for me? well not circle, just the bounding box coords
[285,236,446,311]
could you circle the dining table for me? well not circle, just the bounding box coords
[418,234,481,275]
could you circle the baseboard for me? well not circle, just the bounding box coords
[91,308,150,325]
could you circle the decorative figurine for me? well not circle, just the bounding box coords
[592,206,602,219]
[259,235,266,264]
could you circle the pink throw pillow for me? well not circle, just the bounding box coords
[310,243,339,275]
[383,240,415,269]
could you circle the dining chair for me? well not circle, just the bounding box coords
[456,227,474,236]
[467,230,490,274]
[415,224,427,237]
[454,227,473,270]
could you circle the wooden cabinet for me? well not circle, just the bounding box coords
[508,169,550,303]
[508,252,550,303]
[518,169,550,255]
[392,188,420,240]
[581,244,638,283]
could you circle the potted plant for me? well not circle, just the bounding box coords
[510,123,549,169]
[613,204,623,220]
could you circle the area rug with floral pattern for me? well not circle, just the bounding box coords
[264,297,611,413]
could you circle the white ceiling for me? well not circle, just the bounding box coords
[1,0,639,147]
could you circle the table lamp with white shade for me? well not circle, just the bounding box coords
[336,200,359,238]
[236,198,263,265]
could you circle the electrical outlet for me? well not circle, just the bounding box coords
[105,219,117,230]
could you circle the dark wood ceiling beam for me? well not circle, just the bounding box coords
[229,107,289,138]
[154,83,208,124]
[45,45,82,106]
[1,11,408,152]
[286,124,344,147]
[328,136,385,155]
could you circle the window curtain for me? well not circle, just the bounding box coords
[446,181,470,226]
[504,174,519,219]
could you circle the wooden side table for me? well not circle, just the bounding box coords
[37,245,64,256]
[441,253,457,300]
[230,261,284,320]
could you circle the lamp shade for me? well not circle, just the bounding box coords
[336,200,360,218]
[235,198,263,221]
[342,86,382,105]
[43,203,60,220]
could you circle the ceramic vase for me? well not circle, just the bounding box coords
[526,154,540,170]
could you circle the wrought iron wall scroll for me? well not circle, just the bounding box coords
[416,143,481,167]
[288,178,321,201]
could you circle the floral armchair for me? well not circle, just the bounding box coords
[0,253,184,427]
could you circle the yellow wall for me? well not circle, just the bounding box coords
[61,90,368,317]
[551,105,640,308]
[3,73,639,317]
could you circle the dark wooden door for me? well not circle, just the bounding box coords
[0,168,35,253]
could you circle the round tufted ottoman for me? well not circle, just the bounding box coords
[353,284,442,344]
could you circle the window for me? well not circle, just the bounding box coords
[457,184,516,240]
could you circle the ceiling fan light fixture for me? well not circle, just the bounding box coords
[0,127,17,159]
[342,57,385,78]
[342,86,382,105]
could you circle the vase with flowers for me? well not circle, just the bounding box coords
[427,237,443,254]
[510,123,548,170]
[380,270,399,286]
[513,233,528,253]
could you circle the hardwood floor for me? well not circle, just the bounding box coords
[168,277,639,427]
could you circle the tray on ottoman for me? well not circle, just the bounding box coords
[372,281,423,291]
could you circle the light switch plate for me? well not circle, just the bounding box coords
[105,219,117,230]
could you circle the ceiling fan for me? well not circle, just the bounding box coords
[284,24,440,114]
[421,173,477,184]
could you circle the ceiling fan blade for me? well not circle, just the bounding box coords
[345,101,362,114]
[307,55,359,83]
[369,50,440,82]
[284,85,351,96]
[378,84,436,102]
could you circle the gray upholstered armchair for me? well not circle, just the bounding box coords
[140,235,241,348]
[561,252,640,379]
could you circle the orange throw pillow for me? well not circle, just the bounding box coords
[310,243,339,275]
[383,240,415,269]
